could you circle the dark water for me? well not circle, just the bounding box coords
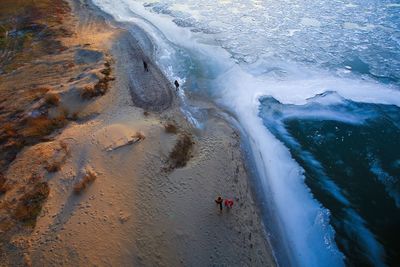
[259,95,400,266]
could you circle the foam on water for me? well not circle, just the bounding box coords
[92,0,400,266]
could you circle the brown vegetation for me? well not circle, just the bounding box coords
[14,181,50,226]
[0,0,73,169]
[70,112,79,121]
[80,85,98,99]
[80,60,113,100]
[134,132,146,140]
[0,123,17,143]
[73,170,97,194]
[44,93,60,106]
[21,114,67,139]
[164,123,178,134]
[0,105,68,173]
[45,152,66,172]
[45,141,69,172]
[100,67,111,76]
[44,164,60,173]
[0,0,114,263]
[0,173,6,193]
[80,77,109,99]
[0,3,113,171]
[44,162,61,173]
[0,0,71,72]
[168,133,194,169]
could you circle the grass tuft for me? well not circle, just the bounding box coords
[45,162,61,173]
[22,114,67,139]
[44,93,60,106]
[164,123,178,134]
[14,181,49,226]
[73,170,97,194]
[80,60,113,100]
[134,132,145,140]
[45,141,69,172]
[80,80,107,99]
[70,112,79,121]
[80,85,96,99]
[100,68,111,76]
[0,173,6,193]
[169,133,193,169]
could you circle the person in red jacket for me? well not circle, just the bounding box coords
[224,199,234,208]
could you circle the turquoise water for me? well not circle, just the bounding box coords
[92,0,400,265]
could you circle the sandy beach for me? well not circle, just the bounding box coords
[0,0,276,266]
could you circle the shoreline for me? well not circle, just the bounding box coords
[0,0,276,265]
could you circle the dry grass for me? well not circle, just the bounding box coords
[70,112,79,121]
[134,132,146,140]
[44,93,60,106]
[2,122,17,137]
[0,0,73,174]
[3,139,23,150]
[0,173,6,194]
[45,141,69,173]
[60,140,68,151]
[94,80,108,95]
[44,162,61,172]
[0,0,71,72]
[80,85,96,99]
[100,68,111,76]
[0,104,68,172]
[14,181,49,226]
[0,121,21,172]
[164,123,178,134]
[73,170,97,194]
[0,122,17,143]
[80,80,107,99]
[80,61,113,100]
[169,133,194,169]
[22,114,67,139]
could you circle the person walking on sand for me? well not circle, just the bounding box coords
[174,80,180,91]
[215,196,223,211]
[143,60,149,72]
[224,199,234,208]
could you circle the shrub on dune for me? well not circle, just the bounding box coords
[164,123,178,134]
[22,114,67,139]
[169,133,194,169]
[73,170,97,194]
[44,93,60,106]
[14,181,50,226]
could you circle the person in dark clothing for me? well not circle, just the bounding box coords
[143,60,149,72]
[215,196,223,211]
[174,80,180,91]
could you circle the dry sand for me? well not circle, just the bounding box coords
[0,0,276,266]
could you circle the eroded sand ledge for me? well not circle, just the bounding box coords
[1,0,276,265]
